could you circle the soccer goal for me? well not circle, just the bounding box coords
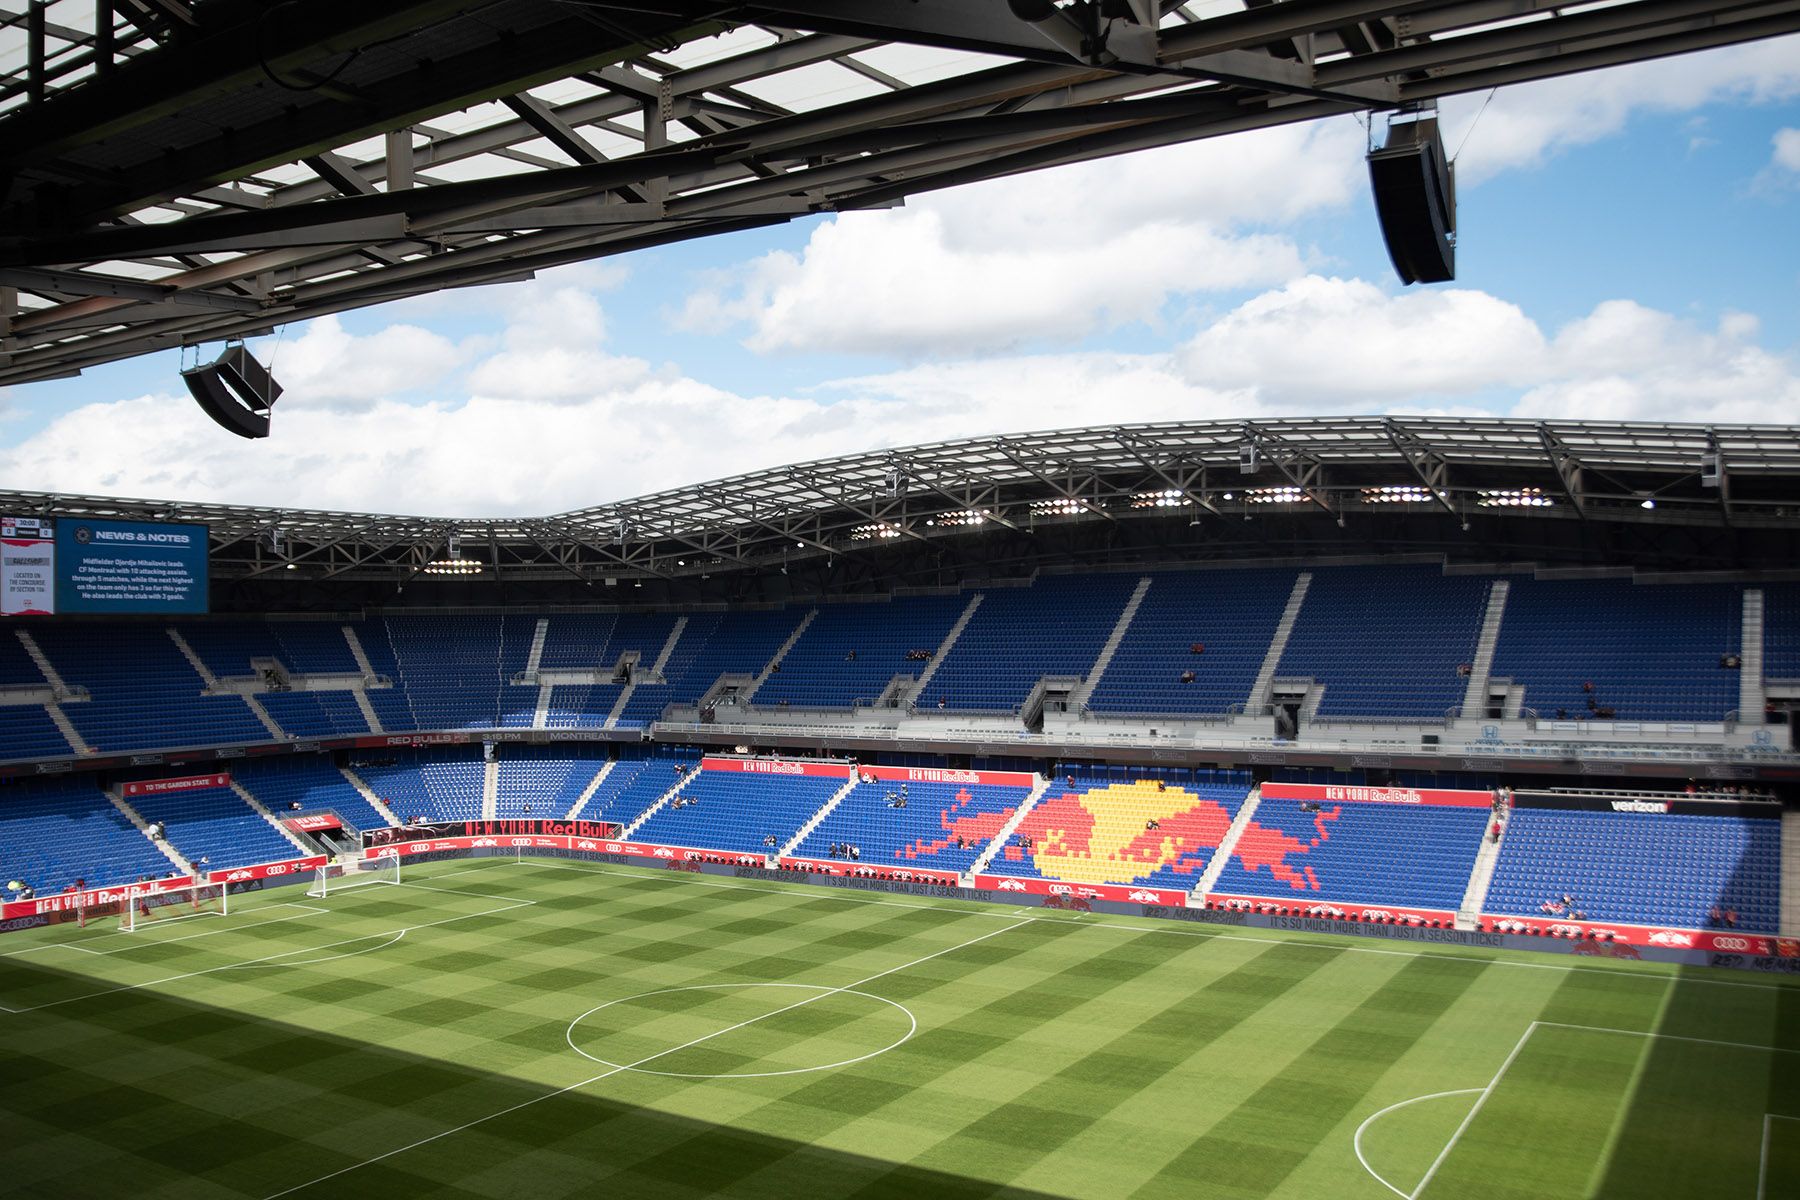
[121,881,228,932]
[306,854,401,898]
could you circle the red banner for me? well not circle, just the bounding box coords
[1,875,193,922]
[1205,891,1458,926]
[123,772,231,797]
[972,874,1189,908]
[853,764,1037,789]
[1259,783,1494,808]
[780,857,960,886]
[700,756,849,779]
[208,855,327,884]
[1480,913,1786,952]
[285,814,342,832]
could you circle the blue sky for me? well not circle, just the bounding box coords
[1,37,1796,517]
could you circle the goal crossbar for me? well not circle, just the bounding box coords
[122,881,227,931]
[307,855,401,898]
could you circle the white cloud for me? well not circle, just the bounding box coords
[679,119,1363,358]
[257,315,468,412]
[1441,35,1800,182]
[2,276,1793,514]
[1776,127,1800,171]
[1175,276,1546,403]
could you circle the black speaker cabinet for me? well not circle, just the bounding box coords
[1368,118,1456,285]
[182,344,282,439]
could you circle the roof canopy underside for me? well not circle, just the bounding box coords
[2,0,1798,386]
[2,418,1797,586]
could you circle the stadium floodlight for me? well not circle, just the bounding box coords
[121,880,228,931]
[181,343,282,439]
[306,854,401,898]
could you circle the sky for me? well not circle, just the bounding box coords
[1,35,1797,519]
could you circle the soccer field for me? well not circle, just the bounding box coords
[1,857,1795,1199]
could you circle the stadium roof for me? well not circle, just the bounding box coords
[3,417,1798,588]
[3,0,1798,386]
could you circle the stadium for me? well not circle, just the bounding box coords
[2,5,1799,1200]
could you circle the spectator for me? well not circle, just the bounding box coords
[1179,670,1196,684]
[1189,642,1205,655]
[1490,820,1502,843]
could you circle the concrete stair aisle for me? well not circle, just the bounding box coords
[741,610,818,703]
[11,629,89,754]
[1783,808,1800,938]
[605,617,690,729]
[534,683,554,730]
[780,772,858,857]
[913,593,984,700]
[232,781,317,858]
[603,683,637,729]
[565,760,617,819]
[1247,573,1311,711]
[1456,801,1509,930]
[168,628,286,740]
[108,788,196,876]
[338,767,403,827]
[1071,576,1152,709]
[621,772,697,839]
[524,619,551,676]
[341,625,386,734]
[967,774,1050,877]
[1741,588,1766,722]
[1460,579,1511,717]
[482,760,499,820]
[1194,786,1263,898]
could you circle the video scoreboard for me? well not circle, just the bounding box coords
[1,516,209,615]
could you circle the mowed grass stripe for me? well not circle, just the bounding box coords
[1139,953,1491,1198]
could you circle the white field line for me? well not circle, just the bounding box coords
[511,857,1799,992]
[1411,1021,1540,1199]
[261,917,1033,1199]
[223,930,407,970]
[1532,1020,1800,1056]
[1352,1089,1483,1199]
[1757,1114,1799,1200]
[0,899,534,1015]
[16,904,334,958]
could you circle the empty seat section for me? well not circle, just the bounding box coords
[1088,568,1296,716]
[32,625,269,752]
[382,615,536,730]
[617,610,802,726]
[794,777,1032,872]
[257,690,369,738]
[1210,799,1486,909]
[1276,565,1489,719]
[176,621,285,678]
[756,595,966,709]
[990,770,1252,890]
[493,745,611,817]
[270,621,361,674]
[630,767,842,854]
[129,781,298,870]
[345,620,414,732]
[1763,584,1800,680]
[575,750,701,825]
[0,778,172,889]
[232,757,393,833]
[1490,579,1741,721]
[918,574,1138,712]
[537,612,680,729]
[1483,807,1779,931]
[354,748,485,821]
[0,705,73,760]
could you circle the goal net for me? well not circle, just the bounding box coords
[307,854,401,898]
[121,881,228,932]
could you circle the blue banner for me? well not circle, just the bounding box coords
[55,520,209,614]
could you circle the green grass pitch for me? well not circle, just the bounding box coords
[1,857,1795,1199]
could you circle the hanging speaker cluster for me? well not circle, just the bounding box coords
[181,343,282,439]
[1368,113,1456,285]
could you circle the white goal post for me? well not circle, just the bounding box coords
[307,854,401,898]
[121,881,228,932]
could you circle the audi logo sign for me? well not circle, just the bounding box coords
[1711,936,1752,952]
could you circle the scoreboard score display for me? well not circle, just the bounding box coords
[1,516,209,615]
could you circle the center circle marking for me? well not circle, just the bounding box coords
[566,982,917,1079]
